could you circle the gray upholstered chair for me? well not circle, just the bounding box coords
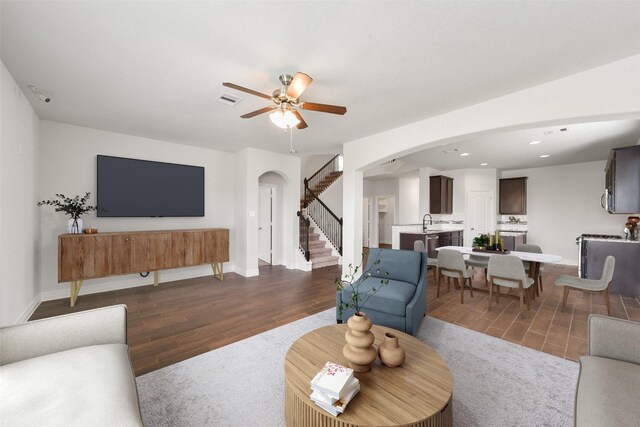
[464,254,488,286]
[436,249,474,303]
[554,256,615,315]
[336,248,427,336]
[414,240,437,269]
[487,255,534,319]
[575,315,640,426]
[516,243,544,295]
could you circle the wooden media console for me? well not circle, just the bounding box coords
[58,228,229,306]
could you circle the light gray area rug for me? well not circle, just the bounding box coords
[137,310,579,426]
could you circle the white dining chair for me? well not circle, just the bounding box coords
[516,243,544,295]
[436,249,474,303]
[487,255,534,319]
[554,256,615,316]
[465,254,489,286]
[414,240,438,270]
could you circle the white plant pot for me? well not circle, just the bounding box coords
[68,218,83,234]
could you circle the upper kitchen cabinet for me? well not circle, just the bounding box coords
[499,177,528,215]
[430,175,453,214]
[604,145,640,214]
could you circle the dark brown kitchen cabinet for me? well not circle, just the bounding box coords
[499,177,527,215]
[604,145,640,213]
[399,233,426,251]
[430,175,453,214]
[501,234,527,252]
[583,239,640,296]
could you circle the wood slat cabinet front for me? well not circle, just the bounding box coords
[58,228,229,283]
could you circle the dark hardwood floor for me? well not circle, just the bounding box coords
[31,264,341,376]
[31,255,640,376]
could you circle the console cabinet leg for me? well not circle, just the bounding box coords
[211,263,223,281]
[69,280,84,307]
[154,271,159,287]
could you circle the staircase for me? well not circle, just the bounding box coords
[300,170,343,209]
[307,226,340,269]
[298,155,343,269]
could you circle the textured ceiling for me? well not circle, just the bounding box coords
[2,1,640,155]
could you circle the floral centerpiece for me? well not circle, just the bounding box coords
[335,252,389,372]
[38,192,100,234]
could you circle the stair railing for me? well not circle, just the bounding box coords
[305,154,343,197]
[304,183,343,257]
[297,211,310,261]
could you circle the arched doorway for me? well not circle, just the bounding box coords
[258,171,287,267]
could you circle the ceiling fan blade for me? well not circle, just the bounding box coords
[223,82,272,100]
[292,110,308,129]
[300,102,347,115]
[240,106,276,118]
[286,72,313,100]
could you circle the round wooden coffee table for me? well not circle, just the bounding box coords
[284,324,453,427]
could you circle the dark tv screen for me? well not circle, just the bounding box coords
[97,155,204,217]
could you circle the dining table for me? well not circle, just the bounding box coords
[435,246,562,301]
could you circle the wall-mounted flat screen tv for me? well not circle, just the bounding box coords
[97,155,204,217]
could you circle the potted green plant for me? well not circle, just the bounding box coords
[335,253,389,372]
[38,192,100,234]
[472,234,489,250]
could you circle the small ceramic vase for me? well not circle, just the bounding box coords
[68,218,83,234]
[343,312,377,373]
[378,331,406,367]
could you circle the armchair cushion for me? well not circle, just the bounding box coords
[576,356,640,427]
[0,343,142,426]
[341,279,418,317]
[366,248,421,286]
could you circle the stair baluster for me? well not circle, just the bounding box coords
[300,154,343,256]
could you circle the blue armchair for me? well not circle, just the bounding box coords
[336,248,428,336]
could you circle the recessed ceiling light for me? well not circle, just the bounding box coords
[529,140,541,145]
[460,152,470,157]
[480,163,488,166]
[539,154,550,158]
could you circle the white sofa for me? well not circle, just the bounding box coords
[576,315,640,426]
[0,305,143,426]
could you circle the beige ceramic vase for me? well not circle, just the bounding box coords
[378,331,406,367]
[343,312,377,373]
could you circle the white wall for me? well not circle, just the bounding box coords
[0,62,41,326]
[38,121,236,300]
[502,161,631,264]
[342,54,640,274]
[318,175,343,218]
[235,148,301,276]
[398,173,420,224]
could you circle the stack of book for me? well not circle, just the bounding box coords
[309,361,360,416]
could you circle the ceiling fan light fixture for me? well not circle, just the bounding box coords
[269,108,300,129]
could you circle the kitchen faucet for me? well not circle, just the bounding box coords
[423,213,433,233]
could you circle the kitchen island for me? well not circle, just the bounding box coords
[392,224,464,259]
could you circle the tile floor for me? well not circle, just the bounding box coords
[426,263,640,361]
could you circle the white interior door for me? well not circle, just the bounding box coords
[466,191,494,245]
[362,198,371,247]
[258,186,272,264]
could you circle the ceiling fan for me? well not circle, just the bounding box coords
[223,72,347,130]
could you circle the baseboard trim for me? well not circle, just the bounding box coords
[555,259,579,267]
[15,294,42,324]
[40,264,237,302]
[234,266,260,277]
